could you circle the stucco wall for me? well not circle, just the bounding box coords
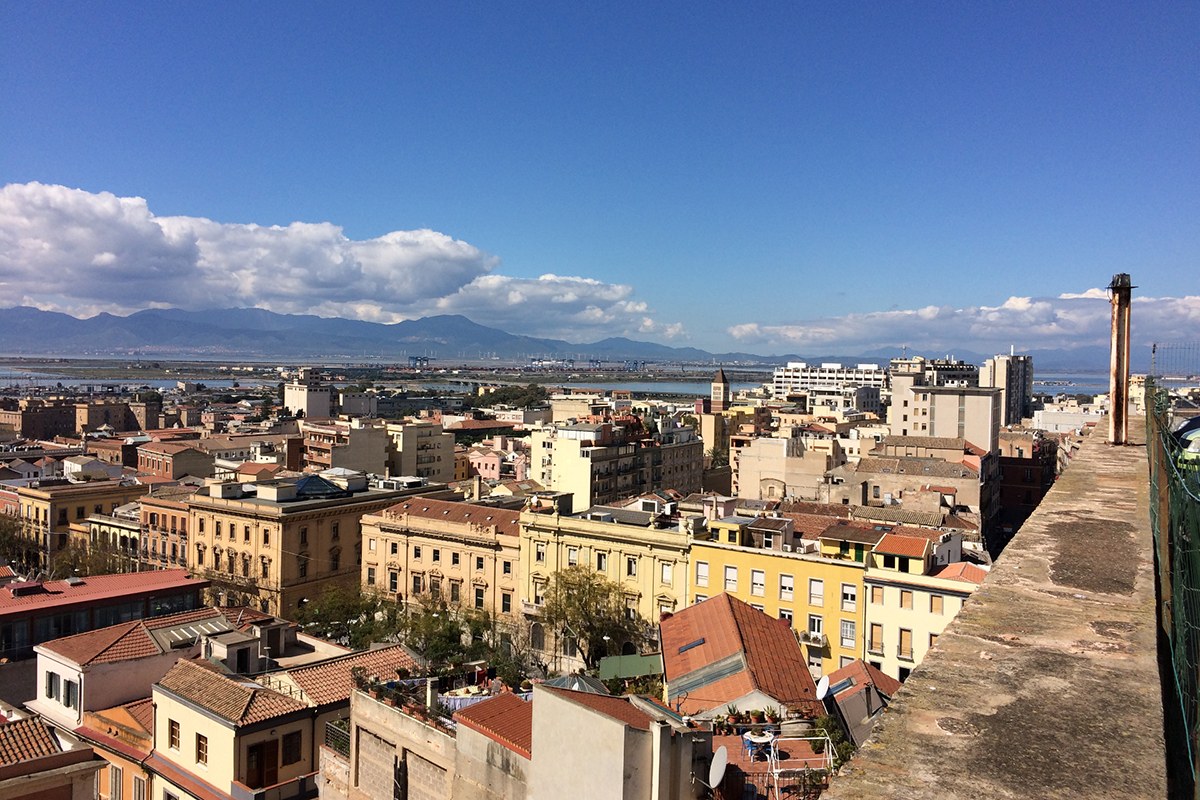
[452,725,530,800]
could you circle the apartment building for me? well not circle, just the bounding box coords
[734,431,848,501]
[136,442,215,480]
[283,367,332,418]
[889,370,1002,453]
[863,536,987,681]
[186,471,439,615]
[359,498,521,617]
[772,362,887,399]
[385,419,455,483]
[980,353,1035,426]
[299,418,389,474]
[888,356,979,388]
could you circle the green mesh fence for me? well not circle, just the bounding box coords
[1147,372,1200,791]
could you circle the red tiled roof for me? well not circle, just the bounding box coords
[288,645,417,707]
[144,752,228,800]
[873,534,929,558]
[384,498,520,537]
[0,569,207,616]
[157,659,306,725]
[0,716,62,765]
[216,605,277,630]
[448,419,517,430]
[826,659,902,700]
[137,442,202,456]
[454,693,533,759]
[660,594,821,716]
[0,566,15,579]
[38,607,226,666]
[543,687,654,731]
[123,697,154,733]
[931,562,989,584]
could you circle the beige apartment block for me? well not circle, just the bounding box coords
[186,472,439,616]
[359,498,521,617]
[889,371,1002,453]
[299,418,389,474]
[385,419,455,483]
[734,432,847,501]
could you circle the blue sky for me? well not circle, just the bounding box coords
[1,2,1196,354]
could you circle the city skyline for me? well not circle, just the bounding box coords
[2,3,1196,353]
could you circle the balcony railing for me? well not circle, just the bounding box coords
[867,641,884,656]
[799,630,828,648]
[521,599,542,616]
[324,720,350,758]
[229,772,318,800]
[897,646,914,661]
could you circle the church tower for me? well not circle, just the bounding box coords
[711,368,730,413]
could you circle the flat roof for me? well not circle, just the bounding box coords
[0,569,208,617]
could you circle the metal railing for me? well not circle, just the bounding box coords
[324,720,350,758]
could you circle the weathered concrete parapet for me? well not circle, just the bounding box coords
[824,423,1166,799]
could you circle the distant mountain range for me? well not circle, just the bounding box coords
[0,306,1143,371]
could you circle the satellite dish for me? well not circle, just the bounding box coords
[708,746,728,788]
[816,675,831,700]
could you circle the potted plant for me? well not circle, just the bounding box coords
[750,709,765,723]
[396,666,410,680]
[350,666,367,690]
[765,706,780,724]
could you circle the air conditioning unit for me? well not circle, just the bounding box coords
[782,544,792,552]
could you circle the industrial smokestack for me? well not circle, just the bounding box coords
[1108,273,1134,445]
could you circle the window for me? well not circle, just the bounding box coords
[449,552,458,566]
[367,567,376,586]
[724,565,738,592]
[503,560,512,575]
[282,730,303,765]
[727,529,738,544]
[430,578,441,597]
[839,540,849,556]
[695,561,709,587]
[841,584,857,612]
[368,538,376,552]
[536,543,545,563]
[751,603,765,612]
[64,679,78,709]
[198,518,205,534]
[168,719,180,750]
[899,628,913,659]
[873,485,880,499]
[750,569,765,597]
[596,552,607,571]
[807,650,823,677]
[196,733,208,765]
[475,587,485,609]
[390,542,398,555]
[298,556,307,578]
[448,582,458,602]
[263,529,270,545]
[414,545,422,559]
[45,671,60,701]
[930,633,939,648]
[330,551,340,571]
[133,776,146,800]
[331,521,340,540]
[502,593,512,613]
[871,585,884,604]
[432,549,440,563]
[808,578,824,606]
[930,594,944,614]
[299,526,307,545]
[244,525,250,542]
[779,574,794,601]
[567,547,578,566]
[627,557,638,577]
[869,623,883,654]
[808,614,823,635]
[779,608,793,625]
[197,547,205,567]
[216,521,223,538]
[412,575,422,594]
[694,594,708,603]
[900,590,913,610]
[883,554,896,569]
[898,557,910,573]
[389,571,398,592]
[261,560,269,579]
[661,563,673,585]
[110,764,124,800]
[840,619,856,649]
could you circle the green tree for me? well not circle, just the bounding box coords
[0,516,39,575]
[292,585,392,648]
[136,390,163,404]
[706,447,730,468]
[541,565,647,670]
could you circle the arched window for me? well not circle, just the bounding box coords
[531,622,545,651]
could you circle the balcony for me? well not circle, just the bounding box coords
[230,772,318,800]
[521,599,542,616]
[868,641,884,656]
[897,646,914,661]
[799,630,828,648]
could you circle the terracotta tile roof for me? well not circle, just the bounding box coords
[0,566,15,579]
[157,659,306,725]
[826,659,902,700]
[873,533,929,558]
[0,716,62,765]
[453,693,533,759]
[779,512,862,540]
[38,607,226,666]
[123,697,154,733]
[448,419,517,430]
[543,687,654,731]
[287,645,418,707]
[137,442,203,456]
[660,594,821,717]
[849,506,946,528]
[0,569,205,615]
[216,605,277,630]
[931,562,989,584]
[856,457,978,479]
[384,498,520,537]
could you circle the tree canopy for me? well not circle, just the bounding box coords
[540,565,647,669]
[464,383,549,410]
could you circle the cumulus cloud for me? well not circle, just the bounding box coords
[0,182,685,342]
[727,292,1200,353]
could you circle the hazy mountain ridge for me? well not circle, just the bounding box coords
[0,306,1135,370]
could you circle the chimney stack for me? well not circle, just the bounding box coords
[1108,273,1134,445]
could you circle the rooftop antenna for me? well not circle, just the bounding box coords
[691,745,728,794]
[816,674,831,701]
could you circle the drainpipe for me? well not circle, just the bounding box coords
[1108,274,1134,445]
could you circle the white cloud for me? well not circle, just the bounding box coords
[0,182,684,342]
[728,293,1200,353]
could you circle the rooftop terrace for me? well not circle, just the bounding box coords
[824,422,1167,799]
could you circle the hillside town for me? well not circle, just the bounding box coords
[2,349,1180,800]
